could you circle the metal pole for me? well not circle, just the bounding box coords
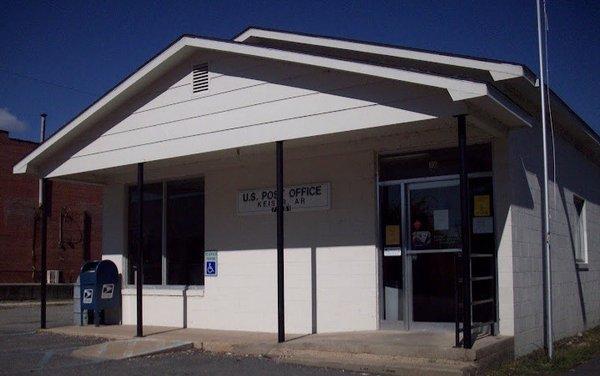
[454,253,460,347]
[457,114,472,348]
[39,114,46,143]
[537,0,553,359]
[38,114,47,205]
[39,113,47,330]
[40,178,47,329]
[276,141,285,343]
[136,162,144,337]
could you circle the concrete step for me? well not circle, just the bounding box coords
[280,333,514,363]
[270,349,479,376]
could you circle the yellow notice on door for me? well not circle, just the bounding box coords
[473,195,491,217]
[385,225,400,246]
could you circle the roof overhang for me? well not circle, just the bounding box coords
[235,27,600,164]
[235,27,538,84]
[13,34,535,177]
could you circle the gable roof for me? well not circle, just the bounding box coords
[14,33,536,176]
[235,27,600,161]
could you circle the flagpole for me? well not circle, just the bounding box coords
[536,0,553,360]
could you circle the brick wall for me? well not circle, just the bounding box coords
[0,130,102,283]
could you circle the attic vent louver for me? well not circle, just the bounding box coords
[192,63,209,93]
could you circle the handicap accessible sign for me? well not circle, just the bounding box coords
[205,251,218,277]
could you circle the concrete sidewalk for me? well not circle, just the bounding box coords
[0,299,72,309]
[47,325,514,375]
[71,338,194,360]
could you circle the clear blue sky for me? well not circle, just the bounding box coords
[0,0,598,142]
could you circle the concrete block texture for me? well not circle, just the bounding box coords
[118,147,379,333]
[506,126,600,355]
[196,148,378,333]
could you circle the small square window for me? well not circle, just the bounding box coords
[573,196,588,264]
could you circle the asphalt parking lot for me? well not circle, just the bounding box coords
[0,304,359,375]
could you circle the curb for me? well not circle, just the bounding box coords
[0,300,72,309]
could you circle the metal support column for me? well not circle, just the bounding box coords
[38,113,47,330]
[458,114,472,348]
[136,162,144,337]
[40,178,47,329]
[276,141,285,343]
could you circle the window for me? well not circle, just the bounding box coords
[128,178,205,285]
[128,183,163,285]
[408,180,462,250]
[166,179,205,285]
[573,196,588,264]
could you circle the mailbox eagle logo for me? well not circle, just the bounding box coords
[101,284,114,299]
[83,289,93,304]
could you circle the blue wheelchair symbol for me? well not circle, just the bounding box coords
[206,261,217,276]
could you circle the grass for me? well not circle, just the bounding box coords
[487,326,600,375]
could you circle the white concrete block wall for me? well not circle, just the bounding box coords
[508,126,550,355]
[507,125,600,355]
[315,245,378,332]
[193,149,378,333]
[122,290,186,327]
[492,137,515,336]
[547,136,600,339]
[101,184,127,275]
[185,248,313,333]
[112,145,378,333]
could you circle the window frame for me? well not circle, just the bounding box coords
[573,195,588,265]
[125,176,205,287]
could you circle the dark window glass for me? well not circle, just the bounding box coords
[379,185,403,321]
[408,181,461,250]
[379,144,492,181]
[128,183,163,285]
[412,253,459,322]
[380,185,402,249]
[166,178,204,285]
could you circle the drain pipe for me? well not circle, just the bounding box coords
[536,0,553,360]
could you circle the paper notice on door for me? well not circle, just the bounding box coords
[433,209,449,230]
[473,216,494,234]
[474,195,491,217]
[385,225,400,246]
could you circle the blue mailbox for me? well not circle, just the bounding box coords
[79,260,120,326]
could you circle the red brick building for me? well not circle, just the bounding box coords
[0,130,102,283]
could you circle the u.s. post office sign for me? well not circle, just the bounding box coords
[237,182,330,215]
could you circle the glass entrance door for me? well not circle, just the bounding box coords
[406,180,461,323]
[380,178,466,329]
[380,176,495,329]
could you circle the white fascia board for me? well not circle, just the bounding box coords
[184,38,489,100]
[13,39,190,175]
[14,36,492,175]
[235,28,534,84]
[486,86,536,128]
